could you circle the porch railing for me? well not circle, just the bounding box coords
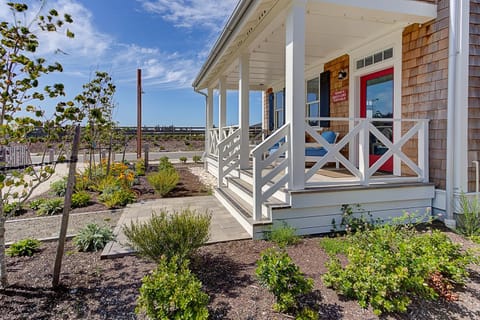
[251,123,290,221]
[217,127,241,187]
[208,128,220,156]
[304,117,429,187]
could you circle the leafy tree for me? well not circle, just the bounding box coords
[0,2,77,289]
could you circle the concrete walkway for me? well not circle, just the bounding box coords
[101,196,251,258]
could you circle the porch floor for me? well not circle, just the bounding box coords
[101,196,251,258]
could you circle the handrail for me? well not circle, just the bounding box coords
[251,123,290,221]
[217,127,241,187]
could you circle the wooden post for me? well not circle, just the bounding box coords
[52,125,81,287]
[144,144,149,171]
[137,69,142,159]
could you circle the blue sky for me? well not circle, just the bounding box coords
[0,0,263,126]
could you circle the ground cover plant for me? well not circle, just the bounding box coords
[267,222,300,248]
[322,214,475,315]
[73,223,115,252]
[6,238,41,257]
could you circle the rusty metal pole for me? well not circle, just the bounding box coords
[137,69,142,159]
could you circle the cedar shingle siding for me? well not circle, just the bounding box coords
[469,0,480,191]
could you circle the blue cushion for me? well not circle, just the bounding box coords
[321,131,336,144]
[305,147,327,157]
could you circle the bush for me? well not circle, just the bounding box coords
[123,208,211,262]
[73,223,115,252]
[192,155,201,163]
[6,238,41,257]
[4,201,22,216]
[256,248,314,314]
[71,191,91,208]
[267,222,300,248]
[147,169,179,197]
[98,186,136,209]
[136,255,209,320]
[135,158,146,176]
[29,198,46,210]
[50,177,67,196]
[37,198,64,215]
[323,217,472,315]
[179,156,187,163]
[319,237,349,256]
[456,193,480,237]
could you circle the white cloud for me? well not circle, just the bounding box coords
[138,0,237,30]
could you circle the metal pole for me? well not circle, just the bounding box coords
[137,69,142,159]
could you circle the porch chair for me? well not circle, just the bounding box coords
[305,130,340,168]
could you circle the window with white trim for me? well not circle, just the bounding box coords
[274,90,285,129]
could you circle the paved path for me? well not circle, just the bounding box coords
[101,196,251,258]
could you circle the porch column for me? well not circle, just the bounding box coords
[285,0,306,190]
[238,52,250,169]
[218,76,227,139]
[206,87,214,155]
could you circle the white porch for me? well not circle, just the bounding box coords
[193,0,437,237]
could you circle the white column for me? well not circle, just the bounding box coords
[218,76,227,138]
[206,87,214,155]
[285,0,306,190]
[238,52,250,169]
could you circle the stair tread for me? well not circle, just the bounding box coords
[227,176,288,206]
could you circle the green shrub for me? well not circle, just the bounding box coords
[73,223,115,252]
[179,156,187,163]
[319,237,349,256]
[29,198,46,210]
[192,155,201,163]
[37,198,64,215]
[267,222,300,248]
[256,248,314,314]
[136,255,209,320]
[456,193,480,237]
[158,156,173,171]
[4,201,22,216]
[7,238,41,257]
[135,158,146,176]
[336,203,380,234]
[323,218,472,315]
[98,186,136,209]
[123,208,211,262]
[50,177,67,196]
[71,191,91,208]
[147,169,179,197]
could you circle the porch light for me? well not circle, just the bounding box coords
[338,70,348,80]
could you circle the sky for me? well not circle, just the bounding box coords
[0,0,263,127]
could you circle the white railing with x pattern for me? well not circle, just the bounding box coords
[251,123,290,221]
[304,117,429,187]
[217,127,241,187]
[208,128,220,156]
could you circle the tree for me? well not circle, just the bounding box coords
[0,2,77,289]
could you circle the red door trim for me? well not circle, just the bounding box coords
[360,67,394,117]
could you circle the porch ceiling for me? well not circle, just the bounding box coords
[193,0,437,91]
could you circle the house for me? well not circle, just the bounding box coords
[192,0,474,238]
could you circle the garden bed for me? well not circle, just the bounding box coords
[1,232,480,319]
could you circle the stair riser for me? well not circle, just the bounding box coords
[214,190,253,236]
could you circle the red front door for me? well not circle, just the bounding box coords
[360,68,394,173]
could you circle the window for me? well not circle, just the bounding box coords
[306,78,320,126]
[356,47,394,70]
[274,90,285,129]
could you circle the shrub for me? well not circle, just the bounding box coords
[6,238,41,257]
[319,237,349,256]
[158,156,173,171]
[4,201,22,216]
[256,248,314,314]
[267,222,300,248]
[50,177,67,196]
[71,191,91,208]
[323,217,472,315]
[37,198,64,215]
[179,156,187,163]
[98,186,136,209]
[135,158,146,176]
[147,169,179,197]
[29,198,46,210]
[123,208,211,262]
[136,255,209,320]
[456,193,480,237]
[192,155,201,163]
[73,223,115,252]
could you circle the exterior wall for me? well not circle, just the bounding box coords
[469,0,480,192]
[402,0,449,189]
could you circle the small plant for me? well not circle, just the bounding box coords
[158,156,173,171]
[179,156,187,163]
[256,248,314,314]
[135,158,146,176]
[123,208,211,262]
[192,155,201,163]
[50,177,68,196]
[6,238,41,257]
[98,186,136,209]
[29,198,46,210]
[37,198,64,215]
[136,255,209,320]
[319,237,349,256]
[267,222,300,248]
[4,202,22,216]
[73,223,115,252]
[456,193,480,237]
[147,169,179,197]
[71,191,91,208]
[339,203,380,234]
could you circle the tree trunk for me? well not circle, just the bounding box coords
[0,197,7,289]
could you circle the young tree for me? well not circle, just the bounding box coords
[0,2,77,289]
